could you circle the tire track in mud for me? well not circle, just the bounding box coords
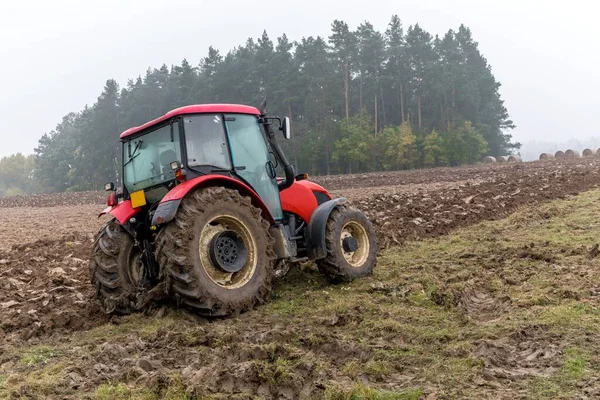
[475,325,564,379]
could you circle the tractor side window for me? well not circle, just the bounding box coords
[184,115,231,169]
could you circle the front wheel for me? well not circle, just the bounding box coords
[317,204,378,282]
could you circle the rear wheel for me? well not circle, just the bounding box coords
[317,204,378,282]
[89,220,143,314]
[155,187,275,316]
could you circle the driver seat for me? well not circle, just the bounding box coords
[159,149,178,176]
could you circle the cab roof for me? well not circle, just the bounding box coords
[119,104,261,139]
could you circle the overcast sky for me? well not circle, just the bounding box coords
[1,0,598,158]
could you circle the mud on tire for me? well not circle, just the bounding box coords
[89,220,141,314]
[317,204,378,282]
[155,187,275,316]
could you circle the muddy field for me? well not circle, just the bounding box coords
[1,159,600,399]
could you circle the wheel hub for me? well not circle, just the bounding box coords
[209,230,247,273]
[342,236,359,253]
[340,221,370,268]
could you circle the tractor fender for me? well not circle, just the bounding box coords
[307,197,348,260]
[98,200,141,225]
[151,175,274,226]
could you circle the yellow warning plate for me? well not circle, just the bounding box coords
[130,190,147,208]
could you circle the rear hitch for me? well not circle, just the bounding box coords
[126,219,161,291]
[138,239,160,289]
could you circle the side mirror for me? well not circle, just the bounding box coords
[104,182,115,191]
[281,117,291,140]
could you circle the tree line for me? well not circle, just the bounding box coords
[2,15,518,195]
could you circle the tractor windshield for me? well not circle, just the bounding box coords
[123,122,182,193]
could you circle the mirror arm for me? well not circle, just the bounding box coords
[263,120,294,191]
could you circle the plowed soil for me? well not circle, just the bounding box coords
[2,159,600,399]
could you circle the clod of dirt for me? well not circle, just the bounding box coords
[1,300,19,309]
[464,195,476,204]
[369,282,409,298]
[138,358,155,372]
[589,244,599,259]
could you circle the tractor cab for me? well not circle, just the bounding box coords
[118,105,287,220]
[93,103,377,317]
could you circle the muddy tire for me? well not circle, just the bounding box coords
[317,204,378,282]
[155,187,275,316]
[89,220,143,314]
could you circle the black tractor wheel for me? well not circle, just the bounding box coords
[155,187,275,316]
[89,220,143,314]
[317,204,378,282]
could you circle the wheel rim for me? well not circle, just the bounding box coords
[340,221,370,267]
[127,249,144,286]
[209,230,247,273]
[199,215,258,289]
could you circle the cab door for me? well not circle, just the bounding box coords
[225,114,283,221]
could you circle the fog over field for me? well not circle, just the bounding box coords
[1,0,599,158]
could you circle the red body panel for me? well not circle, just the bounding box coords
[160,175,275,222]
[100,200,141,224]
[280,180,331,223]
[120,104,261,139]
[101,177,331,226]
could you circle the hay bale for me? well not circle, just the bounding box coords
[555,150,565,159]
[496,156,509,163]
[539,153,555,160]
[483,156,496,164]
[583,148,597,157]
[507,155,522,163]
[565,149,581,158]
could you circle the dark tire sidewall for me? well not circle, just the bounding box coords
[90,220,138,314]
[117,233,140,290]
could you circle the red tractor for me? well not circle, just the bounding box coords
[91,103,377,316]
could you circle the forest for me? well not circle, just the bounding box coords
[1,15,517,195]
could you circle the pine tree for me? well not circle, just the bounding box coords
[355,22,386,132]
[329,20,356,119]
[405,24,436,130]
[385,15,407,125]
